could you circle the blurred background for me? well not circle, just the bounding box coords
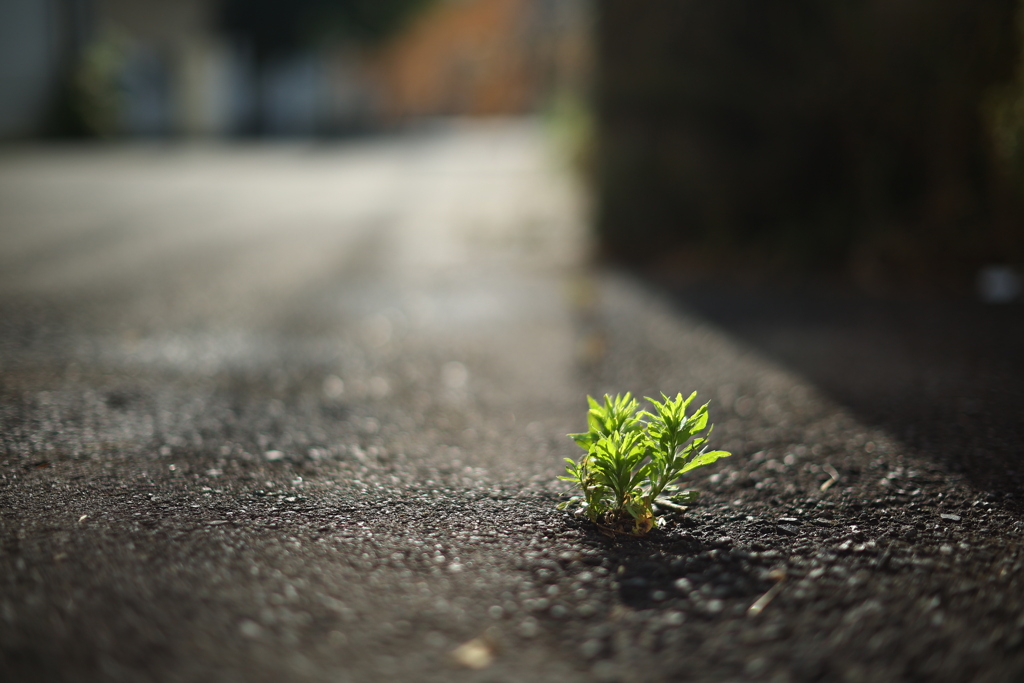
[0,0,590,138]
[593,0,1024,297]
[3,0,1024,294]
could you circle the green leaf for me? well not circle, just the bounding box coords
[686,404,709,433]
[568,432,593,448]
[669,490,701,503]
[680,450,731,473]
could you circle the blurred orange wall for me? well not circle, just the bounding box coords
[371,0,542,119]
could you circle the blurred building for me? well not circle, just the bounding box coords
[372,0,591,121]
[0,0,71,138]
[592,0,1024,291]
[101,0,225,136]
[0,0,590,140]
[0,0,229,138]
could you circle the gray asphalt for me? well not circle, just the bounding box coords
[0,123,593,681]
[2,122,1022,683]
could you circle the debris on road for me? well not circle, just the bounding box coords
[451,636,496,669]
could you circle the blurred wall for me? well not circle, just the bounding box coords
[593,1,1024,292]
[372,0,543,119]
[0,0,61,138]
[98,0,229,136]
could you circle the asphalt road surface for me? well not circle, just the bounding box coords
[1,122,1022,683]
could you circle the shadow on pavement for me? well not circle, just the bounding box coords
[653,278,1024,498]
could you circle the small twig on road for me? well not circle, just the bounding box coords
[654,497,689,512]
[820,463,841,491]
[747,569,787,617]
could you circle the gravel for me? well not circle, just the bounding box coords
[1,126,1022,682]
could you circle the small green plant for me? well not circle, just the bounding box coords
[560,392,730,535]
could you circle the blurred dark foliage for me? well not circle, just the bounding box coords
[594,0,1024,291]
[218,0,434,60]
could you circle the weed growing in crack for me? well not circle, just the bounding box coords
[560,392,731,536]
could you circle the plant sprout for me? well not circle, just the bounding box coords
[560,392,730,535]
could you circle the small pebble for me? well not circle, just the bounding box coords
[239,620,262,638]
[673,578,693,592]
[518,617,539,638]
[664,611,685,626]
[451,637,494,670]
[580,639,603,659]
